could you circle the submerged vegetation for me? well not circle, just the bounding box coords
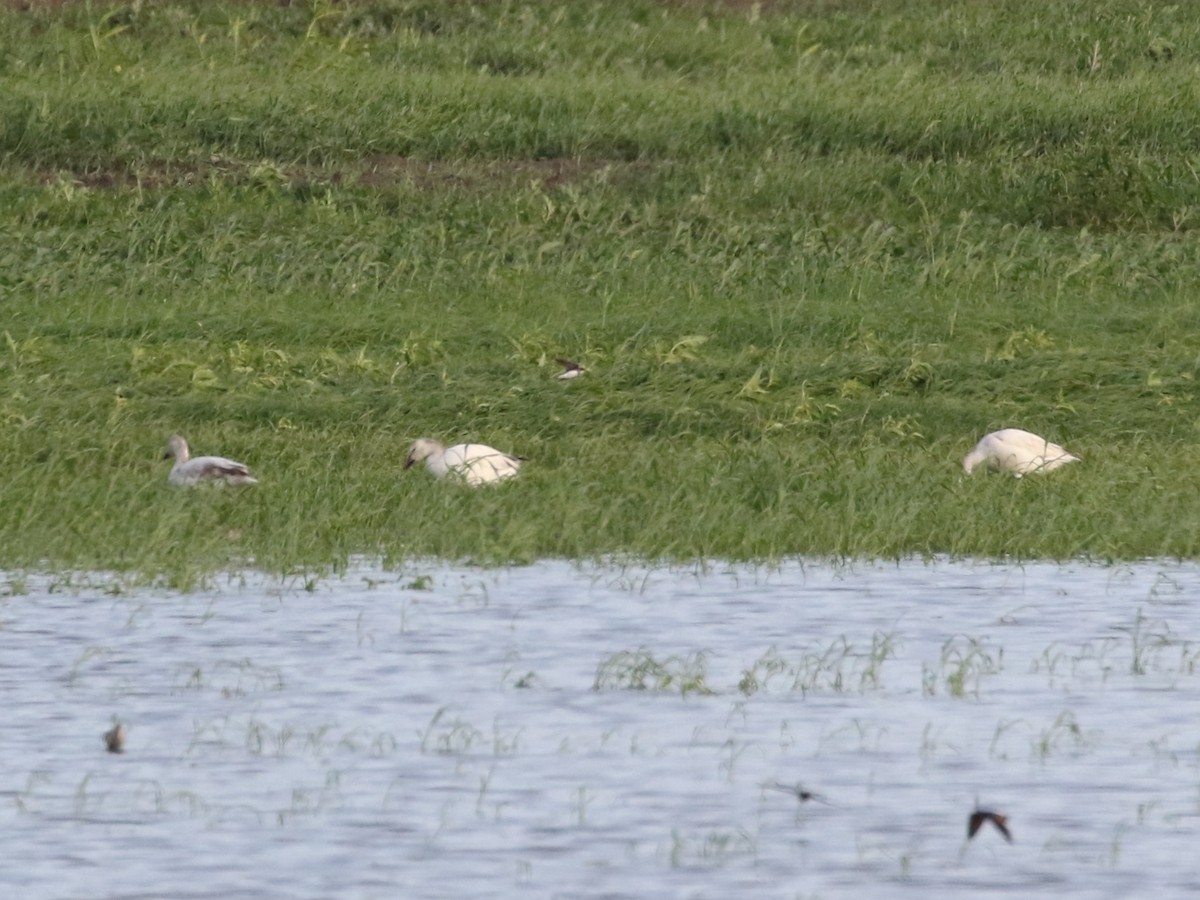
[2,0,1200,574]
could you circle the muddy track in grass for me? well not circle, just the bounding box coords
[28,155,658,193]
[6,0,802,11]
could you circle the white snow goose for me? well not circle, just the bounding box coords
[164,434,258,486]
[962,428,1079,478]
[404,438,523,486]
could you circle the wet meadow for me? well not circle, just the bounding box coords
[2,0,1200,574]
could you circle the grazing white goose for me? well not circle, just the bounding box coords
[404,438,523,486]
[962,428,1080,478]
[555,357,586,380]
[164,434,258,487]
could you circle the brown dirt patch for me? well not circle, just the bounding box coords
[356,155,628,190]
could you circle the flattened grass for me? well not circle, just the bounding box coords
[2,0,1200,576]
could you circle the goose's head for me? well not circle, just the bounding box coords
[164,434,190,463]
[405,438,444,469]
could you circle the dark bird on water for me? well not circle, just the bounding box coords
[968,809,1012,842]
[104,722,126,754]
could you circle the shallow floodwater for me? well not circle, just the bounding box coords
[3,560,1200,898]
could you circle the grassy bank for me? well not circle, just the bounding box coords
[2,0,1200,576]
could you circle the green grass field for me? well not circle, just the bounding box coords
[3,0,1200,578]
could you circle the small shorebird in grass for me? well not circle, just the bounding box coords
[555,358,586,380]
[163,434,258,487]
[962,428,1079,478]
[404,438,523,486]
[104,722,126,754]
[968,809,1012,842]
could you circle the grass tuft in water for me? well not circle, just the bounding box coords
[593,649,714,696]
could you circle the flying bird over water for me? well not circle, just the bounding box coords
[768,782,830,804]
[404,438,523,486]
[962,428,1079,478]
[968,809,1012,842]
[163,435,258,487]
[555,358,586,380]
